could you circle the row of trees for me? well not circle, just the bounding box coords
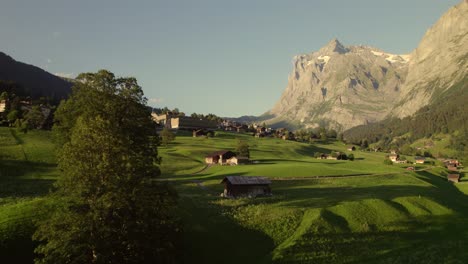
[1,92,52,131]
[294,128,340,142]
[34,70,180,263]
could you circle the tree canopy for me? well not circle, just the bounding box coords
[236,139,250,158]
[34,70,180,263]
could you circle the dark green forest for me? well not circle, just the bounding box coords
[344,77,468,158]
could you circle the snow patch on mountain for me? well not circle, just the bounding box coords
[371,50,410,64]
[317,55,331,64]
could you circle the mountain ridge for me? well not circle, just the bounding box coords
[0,52,72,100]
[260,0,467,131]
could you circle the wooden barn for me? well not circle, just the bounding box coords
[415,156,426,164]
[389,154,400,162]
[447,174,460,183]
[205,150,236,165]
[221,176,272,198]
[226,156,250,165]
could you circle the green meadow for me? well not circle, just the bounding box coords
[160,131,468,264]
[1,127,467,263]
[0,127,58,261]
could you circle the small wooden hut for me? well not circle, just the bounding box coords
[221,176,271,198]
[447,174,460,183]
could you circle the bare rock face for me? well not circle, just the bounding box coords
[267,39,409,131]
[393,0,468,117]
[266,1,467,131]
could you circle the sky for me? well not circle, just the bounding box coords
[0,0,460,117]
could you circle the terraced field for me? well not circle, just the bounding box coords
[159,131,468,263]
[1,128,467,263]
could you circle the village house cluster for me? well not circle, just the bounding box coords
[441,159,462,183]
[152,112,218,131]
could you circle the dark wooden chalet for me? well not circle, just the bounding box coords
[221,176,272,198]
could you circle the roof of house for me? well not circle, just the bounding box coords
[221,176,271,185]
[206,150,235,157]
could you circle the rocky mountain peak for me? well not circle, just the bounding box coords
[261,1,466,132]
[319,38,348,54]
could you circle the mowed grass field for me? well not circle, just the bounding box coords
[0,127,58,262]
[1,128,467,263]
[160,131,468,264]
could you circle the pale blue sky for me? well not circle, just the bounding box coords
[0,0,460,116]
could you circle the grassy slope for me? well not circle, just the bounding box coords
[0,127,58,261]
[160,132,468,264]
[1,129,467,263]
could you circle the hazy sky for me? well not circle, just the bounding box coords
[0,0,460,116]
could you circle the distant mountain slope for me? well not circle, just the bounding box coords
[393,0,468,117]
[262,0,467,131]
[0,52,72,99]
[344,76,468,147]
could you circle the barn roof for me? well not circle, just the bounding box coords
[447,174,460,180]
[221,176,271,185]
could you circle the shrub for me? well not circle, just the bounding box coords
[383,159,393,165]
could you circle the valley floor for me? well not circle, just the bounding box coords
[1,128,467,263]
[160,132,468,263]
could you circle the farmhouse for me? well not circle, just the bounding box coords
[447,174,460,183]
[205,150,236,165]
[0,100,5,113]
[317,154,328,159]
[443,159,461,168]
[415,156,426,164]
[152,113,217,130]
[389,154,400,162]
[227,156,250,165]
[221,176,271,198]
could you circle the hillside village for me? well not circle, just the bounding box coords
[0,1,467,263]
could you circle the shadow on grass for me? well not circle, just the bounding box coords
[0,159,57,198]
[264,171,468,212]
[273,214,468,264]
[178,184,274,264]
[174,169,468,264]
[253,159,344,165]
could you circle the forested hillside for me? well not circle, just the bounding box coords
[344,77,468,158]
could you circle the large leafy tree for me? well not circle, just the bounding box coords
[34,70,180,263]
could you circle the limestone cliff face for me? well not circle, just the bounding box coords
[267,39,409,131]
[393,0,468,117]
[266,1,467,131]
